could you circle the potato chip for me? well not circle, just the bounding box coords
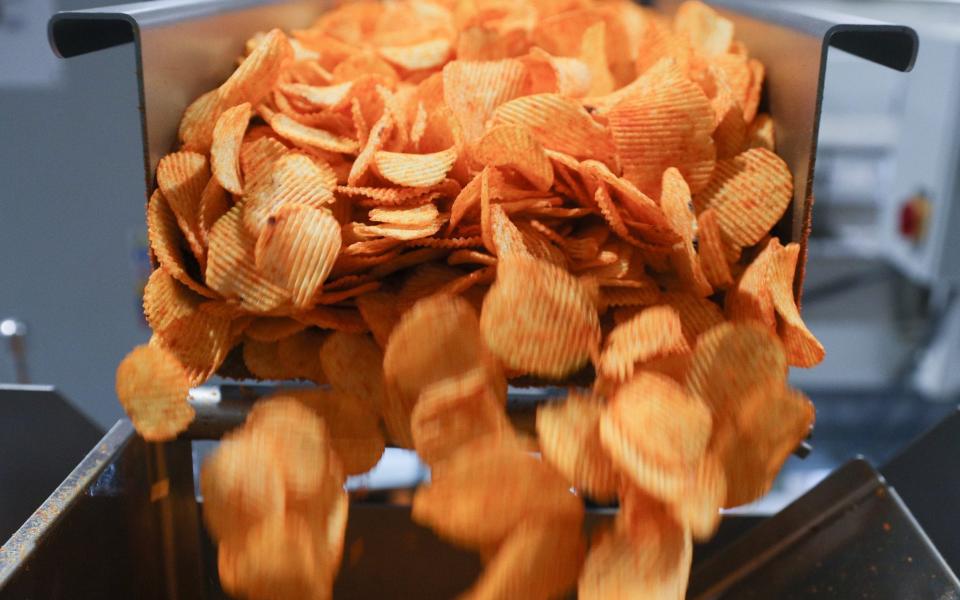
[243,329,328,383]
[179,89,222,154]
[379,38,452,71]
[368,203,439,227]
[481,254,600,378]
[598,305,690,382]
[491,93,618,168]
[265,388,385,476]
[693,147,792,249]
[580,22,615,96]
[442,59,529,143]
[147,190,218,299]
[320,331,387,415]
[200,432,286,546]
[144,269,234,384]
[294,305,368,334]
[461,517,584,600]
[156,150,209,261]
[659,291,725,346]
[536,392,620,502]
[221,29,294,111]
[605,59,716,197]
[580,490,692,600]
[245,317,308,342]
[696,208,734,289]
[261,105,359,154]
[280,81,354,111]
[600,371,712,503]
[674,0,733,56]
[383,294,502,447]
[522,48,592,98]
[671,450,725,540]
[244,152,337,237]
[659,167,712,296]
[198,178,231,245]
[348,109,394,185]
[767,241,825,367]
[115,344,194,441]
[211,103,253,194]
[355,290,402,347]
[724,238,778,329]
[412,437,583,549]
[254,204,341,308]
[473,124,554,192]
[373,147,457,187]
[411,367,512,467]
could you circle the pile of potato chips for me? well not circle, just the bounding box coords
[113,0,826,597]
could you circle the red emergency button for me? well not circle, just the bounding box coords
[899,193,930,242]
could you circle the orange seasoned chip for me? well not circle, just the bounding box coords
[487,204,529,258]
[491,93,618,167]
[412,438,582,549]
[211,103,253,194]
[147,190,218,299]
[245,317,308,342]
[536,392,620,502]
[254,204,341,308]
[320,331,387,415]
[369,203,439,227]
[243,329,328,383]
[261,105,359,154]
[198,178,231,245]
[767,241,825,367]
[442,59,529,143]
[697,208,734,289]
[462,517,584,600]
[659,291,725,346]
[379,38,452,71]
[411,367,512,467]
[598,305,690,382]
[156,150,209,261]
[356,290,402,347]
[693,147,792,249]
[244,151,337,237]
[748,113,775,151]
[280,81,354,111]
[481,254,601,378]
[373,147,457,187]
[115,344,194,441]
[580,21,615,96]
[660,167,712,296]
[605,59,716,197]
[522,48,592,98]
[724,237,779,329]
[600,371,712,503]
[294,305,368,334]
[383,294,503,446]
[674,0,734,56]
[473,124,554,192]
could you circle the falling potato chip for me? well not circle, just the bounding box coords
[481,253,601,378]
[243,329,328,383]
[671,450,726,540]
[724,237,779,329]
[767,241,825,367]
[461,517,584,600]
[254,204,342,308]
[411,367,512,468]
[211,102,253,194]
[693,147,792,249]
[320,330,387,415]
[600,371,712,504]
[659,291,726,346]
[373,147,457,187]
[473,124,554,192]
[412,437,583,549]
[383,294,503,447]
[605,59,716,197]
[598,305,690,382]
[200,434,286,545]
[536,392,620,502]
[356,290,402,347]
[115,344,194,441]
[579,490,692,600]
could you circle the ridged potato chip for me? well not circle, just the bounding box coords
[412,437,583,549]
[600,371,712,503]
[243,151,337,237]
[536,392,620,502]
[580,21,616,96]
[320,330,387,415]
[211,102,253,194]
[373,147,457,187]
[491,93,618,168]
[769,242,824,367]
[693,147,792,249]
[243,329,328,383]
[261,105,359,154]
[379,38,452,71]
[206,205,289,312]
[254,204,341,308]
[724,238,779,329]
[156,150,209,262]
[383,294,503,447]
[598,305,690,382]
[674,0,733,56]
[481,254,600,378]
[245,317,308,342]
[659,167,712,296]
[606,59,716,197]
[411,366,513,467]
[696,208,734,289]
[442,59,529,143]
[461,517,584,600]
[473,125,554,192]
[115,344,194,441]
[659,291,725,346]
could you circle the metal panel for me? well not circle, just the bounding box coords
[48,0,326,190]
